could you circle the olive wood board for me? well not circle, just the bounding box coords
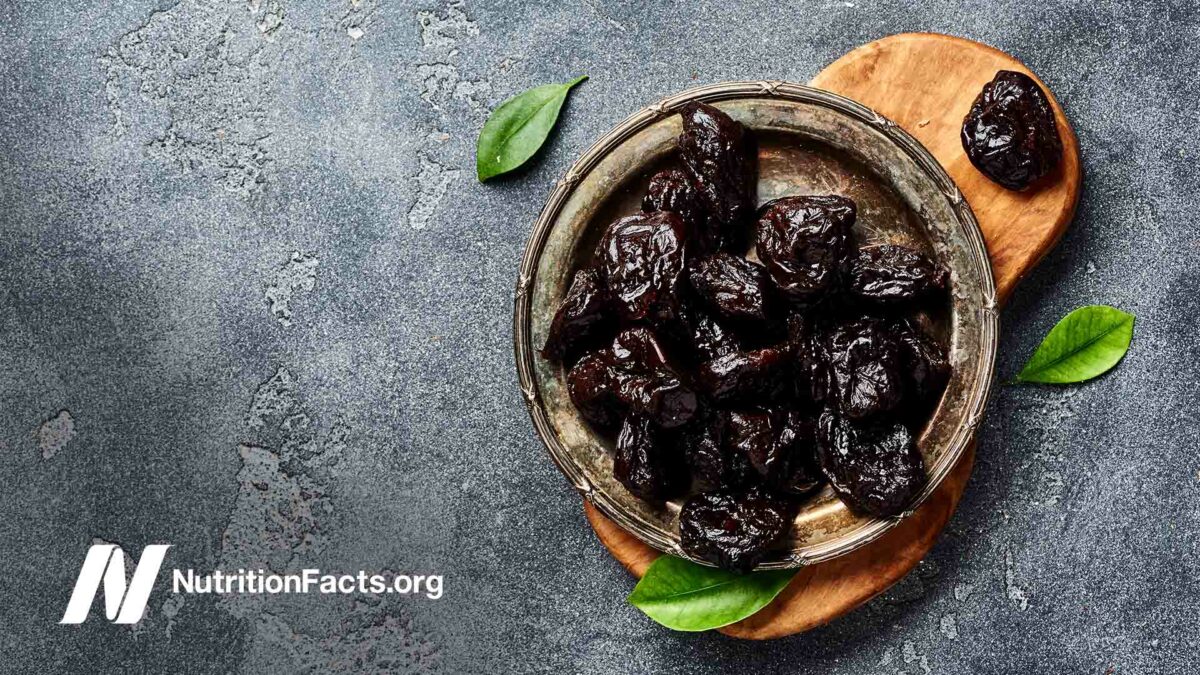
[583,32,1083,639]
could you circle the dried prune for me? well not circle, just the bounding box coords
[541,268,613,363]
[826,318,904,420]
[614,415,686,501]
[643,169,713,250]
[847,245,949,304]
[756,196,855,303]
[598,211,689,323]
[611,367,698,429]
[679,304,742,363]
[566,352,622,430]
[696,347,790,403]
[610,327,670,371]
[787,314,830,406]
[680,486,793,573]
[678,102,755,250]
[773,412,823,496]
[892,318,950,404]
[679,408,753,491]
[726,410,780,477]
[961,70,1063,191]
[816,411,924,518]
[688,253,774,324]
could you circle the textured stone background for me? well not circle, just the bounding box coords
[1,1,1196,672]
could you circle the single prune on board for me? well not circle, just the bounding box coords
[688,252,774,324]
[847,244,949,304]
[892,318,950,404]
[614,415,687,502]
[678,102,755,250]
[541,267,613,363]
[787,314,830,406]
[598,211,689,323]
[826,318,905,420]
[679,407,753,491]
[679,486,794,573]
[566,352,623,430]
[695,347,791,404]
[756,196,856,303]
[679,304,742,363]
[961,70,1063,191]
[643,169,713,250]
[816,411,925,518]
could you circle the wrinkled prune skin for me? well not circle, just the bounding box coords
[826,318,904,420]
[541,268,613,363]
[727,410,822,497]
[643,169,713,250]
[598,211,689,323]
[787,314,830,406]
[679,408,753,491]
[961,70,1063,191]
[773,412,823,496]
[614,415,686,501]
[688,253,774,324]
[566,352,623,430]
[816,411,924,517]
[678,102,755,250]
[610,326,670,371]
[756,196,855,303]
[680,486,793,573]
[696,347,790,404]
[679,305,742,363]
[892,318,950,404]
[847,245,949,304]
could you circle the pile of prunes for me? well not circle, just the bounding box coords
[541,102,951,573]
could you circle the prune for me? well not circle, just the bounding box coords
[847,245,949,304]
[678,102,755,249]
[680,486,793,573]
[961,70,1062,191]
[892,318,950,404]
[541,268,613,363]
[688,253,774,324]
[826,318,904,420]
[773,412,823,496]
[643,169,713,250]
[611,367,698,429]
[598,211,689,323]
[756,196,855,303]
[726,410,780,477]
[787,314,830,406]
[566,352,623,429]
[679,408,753,491]
[679,305,741,362]
[614,415,686,501]
[816,411,924,518]
[696,347,790,403]
[610,327,670,371]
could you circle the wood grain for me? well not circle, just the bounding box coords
[585,33,1082,639]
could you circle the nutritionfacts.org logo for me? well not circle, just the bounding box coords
[60,543,444,625]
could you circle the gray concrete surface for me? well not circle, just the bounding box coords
[1,0,1196,672]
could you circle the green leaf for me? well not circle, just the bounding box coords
[627,555,796,632]
[1015,305,1135,384]
[475,75,588,182]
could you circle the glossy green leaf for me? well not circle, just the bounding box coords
[475,75,587,182]
[627,555,796,632]
[1015,305,1135,384]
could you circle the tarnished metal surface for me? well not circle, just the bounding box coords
[514,82,997,568]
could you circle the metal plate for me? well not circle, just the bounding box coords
[513,81,997,569]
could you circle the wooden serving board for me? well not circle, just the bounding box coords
[584,32,1082,639]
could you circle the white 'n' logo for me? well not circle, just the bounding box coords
[60,544,171,624]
